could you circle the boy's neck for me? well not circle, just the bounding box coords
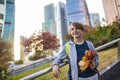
[74,38,84,44]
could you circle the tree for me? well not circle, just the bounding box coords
[0,40,13,79]
[22,30,59,53]
[21,31,60,60]
[42,32,59,50]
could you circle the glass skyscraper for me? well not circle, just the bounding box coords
[66,0,91,26]
[55,2,68,46]
[42,3,56,35]
[2,0,15,42]
[90,13,100,27]
[0,0,5,38]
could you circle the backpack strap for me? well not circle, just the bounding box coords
[65,43,70,57]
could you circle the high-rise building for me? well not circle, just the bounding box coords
[90,13,100,27]
[66,0,91,26]
[102,0,120,24]
[42,3,56,35]
[55,2,68,46]
[0,0,5,39]
[1,0,15,42]
[20,36,28,60]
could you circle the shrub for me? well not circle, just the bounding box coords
[28,51,46,60]
[85,21,120,47]
[14,60,24,64]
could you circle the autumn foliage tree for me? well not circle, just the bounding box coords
[21,31,59,60]
[42,32,59,50]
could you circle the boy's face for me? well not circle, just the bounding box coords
[70,25,84,39]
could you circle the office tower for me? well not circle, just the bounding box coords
[102,0,120,24]
[42,3,56,35]
[2,0,15,42]
[0,0,5,39]
[55,2,68,46]
[66,0,91,26]
[1,0,15,42]
[20,36,28,60]
[90,13,100,27]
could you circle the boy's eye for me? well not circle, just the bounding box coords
[71,28,79,31]
[71,28,74,31]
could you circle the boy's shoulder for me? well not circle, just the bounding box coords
[86,40,93,44]
[65,41,74,45]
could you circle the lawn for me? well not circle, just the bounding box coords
[7,47,118,80]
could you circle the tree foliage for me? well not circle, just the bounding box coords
[42,32,59,50]
[21,31,59,53]
[85,19,120,47]
[0,41,13,68]
[0,40,13,79]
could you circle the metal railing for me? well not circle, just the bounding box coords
[20,38,120,80]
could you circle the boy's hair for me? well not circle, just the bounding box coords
[70,22,84,31]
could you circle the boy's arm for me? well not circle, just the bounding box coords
[52,45,68,78]
[90,42,99,68]
[52,45,68,66]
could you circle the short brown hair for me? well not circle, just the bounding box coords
[70,22,84,31]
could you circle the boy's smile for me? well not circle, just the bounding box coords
[70,25,83,38]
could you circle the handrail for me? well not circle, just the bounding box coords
[20,61,68,80]
[20,38,120,80]
[96,38,120,51]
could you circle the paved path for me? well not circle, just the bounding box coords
[101,61,120,80]
[8,57,55,77]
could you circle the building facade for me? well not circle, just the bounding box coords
[66,0,91,26]
[90,13,100,27]
[55,2,68,46]
[102,0,120,24]
[42,3,56,35]
[0,0,5,39]
[2,0,15,42]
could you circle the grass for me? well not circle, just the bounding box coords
[7,62,52,80]
[7,47,118,80]
[98,47,118,71]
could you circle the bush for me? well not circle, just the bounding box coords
[14,60,24,64]
[28,51,46,60]
[0,67,7,80]
[85,21,120,47]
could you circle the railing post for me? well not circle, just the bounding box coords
[118,41,120,59]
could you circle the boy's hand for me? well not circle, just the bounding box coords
[89,61,96,69]
[52,65,60,78]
